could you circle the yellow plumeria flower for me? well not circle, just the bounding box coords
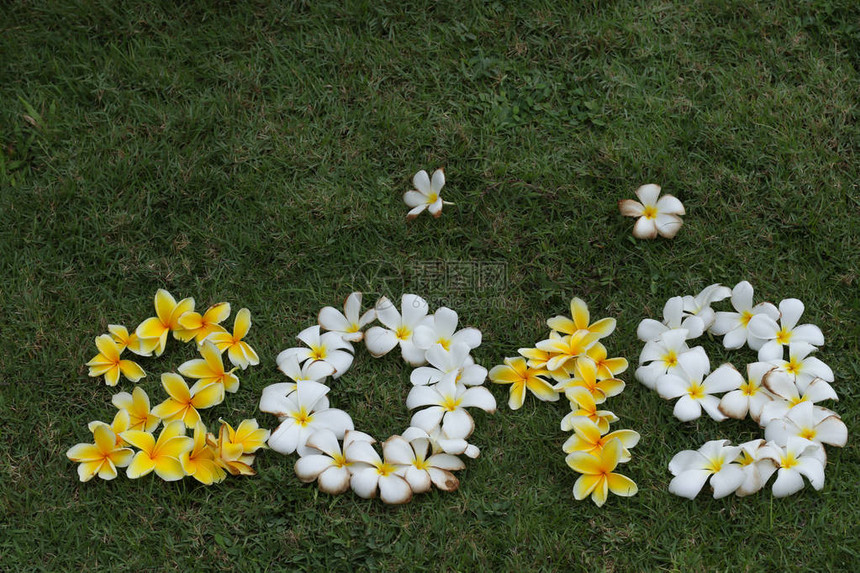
[209,420,258,476]
[88,409,131,448]
[547,297,617,340]
[206,308,259,370]
[489,356,558,410]
[561,386,619,434]
[178,340,240,393]
[178,302,231,345]
[135,289,195,356]
[585,342,629,380]
[151,372,225,429]
[180,422,227,485]
[567,438,638,506]
[108,324,158,357]
[562,416,640,460]
[111,386,161,432]
[222,418,270,455]
[553,356,626,404]
[535,329,601,373]
[66,424,134,482]
[86,334,146,387]
[121,420,194,481]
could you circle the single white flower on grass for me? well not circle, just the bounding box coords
[365,294,430,365]
[265,380,354,456]
[411,342,487,387]
[277,352,336,384]
[413,306,482,351]
[668,439,745,499]
[747,298,824,361]
[318,292,376,343]
[718,362,776,423]
[295,429,374,495]
[759,370,838,425]
[709,281,779,349]
[760,342,834,393]
[287,325,355,379]
[657,354,743,422]
[764,401,847,449]
[344,439,413,504]
[404,168,451,219]
[635,329,695,390]
[618,183,685,239]
[637,297,705,342]
[384,430,466,493]
[761,437,825,497]
[681,283,731,331]
[406,372,496,439]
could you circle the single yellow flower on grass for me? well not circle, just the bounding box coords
[151,372,225,428]
[206,308,259,370]
[86,334,146,387]
[178,340,240,393]
[121,420,193,481]
[135,289,195,356]
[489,356,558,410]
[108,324,158,357]
[178,302,231,344]
[547,297,617,340]
[111,386,161,432]
[180,422,227,485]
[67,424,134,482]
[567,438,638,506]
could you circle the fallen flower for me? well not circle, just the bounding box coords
[618,184,685,239]
[404,168,451,219]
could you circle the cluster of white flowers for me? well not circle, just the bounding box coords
[636,282,847,499]
[259,293,496,504]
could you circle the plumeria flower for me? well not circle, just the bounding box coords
[567,438,638,506]
[88,410,132,448]
[406,371,497,439]
[761,437,825,497]
[205,308,259,370]
[345,439,413,504]
[135,289,195,355]
[295,429,374,495]
[404,168,451,220]
[618,183,685,239]
[717,362,776,423]
[561,387,618,434]
[764,401,847,449]
[413,306,482,351]
[420,425,481,459]
[747,298,825,361]
[668,440,745,499]
[108,324,158,357]
[656,355,743,422]
[637,297,705,342]
[180,422,227,485]
[111,386,160,432]
[280,325,355,379]
[681,283,731,331]
[121,420,194,481]
[66,424,134,482]
[584,342,629,380]
[86,334,146,387]
[178,340,239,393]
[258,382,298,418]
[265,380,353,456]
[546,297,617,340]
[365,294,430,366]
[489,356,557,410]
[208,419,269,476]
[759,371,838,425]
[554,356,625,404]
[318,292,376,342]
[562,416,640,461]
[760,341,834,393]
[387,429,466,493]
[277,352,336,383]
[535,329,601,373]
[733,439,778,497]
[709,281,779,350]
[151,373,224,428]
[178,302,231,345]
[634,329,695,389]
[410,342,487,387]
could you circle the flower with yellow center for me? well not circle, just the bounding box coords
[717,362,776,423]
[761,437,825,497]
[764,401,847,449]
[637,296,706,342]
[66,424,134,482]
[410,342,487,387]
[86,334,146,387]
[413,306,482,352]
[759,370,838,426]
[733,439,779,497]
[180,422,227,485]
[747,298,824,361]
[318,292,376,343]
[656,352,743,422]
[535,329,601,373]
[618,183,685,239]
[761,341,834,393]
[554,356,625,404]
[562,416,640,461]
[561,387,618,434]
[205,307,259,370]
[134,289,195,356]
[567,438,638,507]
[108,324,158,357]
[668,439,745,499]
[546,297,617,341]
[278,325,354,378]
[385,430,466,493]
[121,420,194,481]
[635,328,693,389]
[345,439,413,504]
[584,342,628,381]
[111,386,161,432]
[177,302,230,345]
[178,340,240,394]
[489,356,557,410]
[208,419,269,476]
[709,281,779,350]
[295,429,374,494]
[151,372,225,428]
[406,371,496,439]
[364,295,430,366]
[404,168,451,219]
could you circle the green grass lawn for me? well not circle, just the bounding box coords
[2,0,858,570]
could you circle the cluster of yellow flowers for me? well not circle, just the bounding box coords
[489,298,639,506]
[66,289,269,484]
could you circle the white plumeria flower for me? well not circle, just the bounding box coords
[384,430,466,493]
[717,362,776,423]
[415,425,481,459]
[618,183,685,239]
[318,292,376,342]
[258,382,298,417]
[747,298,824,361]
[410,342,487,387]
[278,325,355,379]
[761,437,825,497]
[759,371,838,426]
[404,168,451,219]
[636,297,705,342]
[760,341,834,393]
[681,283,731,331]
[264,380,354,456]
[294,429,374,494]
[668,440,745,499]
[734,439,778,497]
[406,372,497,439]
[764,401,847,449]
[364,294,430,366]
[276,352,335,384]
[635,329,696,389]
[412,306,482,351]
[344,439,413,504]
[656,354,743,422]
[709,281,779,350]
